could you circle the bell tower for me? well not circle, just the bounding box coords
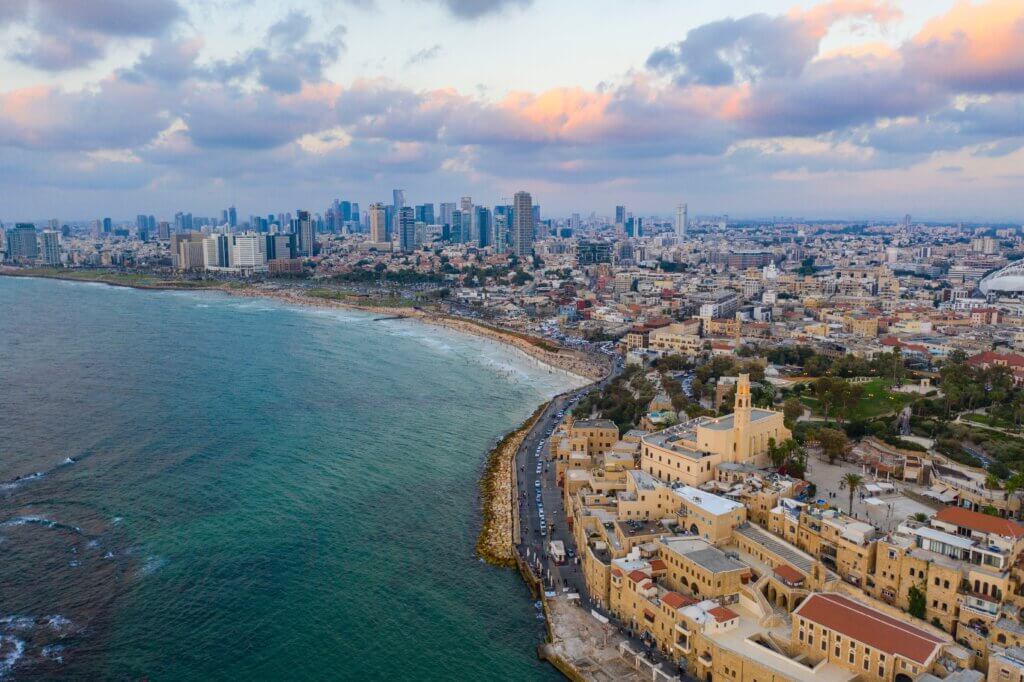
[733,373,752,461]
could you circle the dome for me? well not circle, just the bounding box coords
[980,261,1024,294]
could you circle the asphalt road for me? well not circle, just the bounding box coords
[513,358,693,680]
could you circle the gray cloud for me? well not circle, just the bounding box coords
[204,11,345,94]
[432,0,532,19]
[406,44,443,66]
[646,14,819,86]
[5,0,184,70]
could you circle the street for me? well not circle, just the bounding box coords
[512,358,693,681]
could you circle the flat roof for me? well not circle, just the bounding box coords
[793,593,946,665]
[660,537,747,574]
[675,485,744,516]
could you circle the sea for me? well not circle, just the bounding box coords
[0,275,581,680]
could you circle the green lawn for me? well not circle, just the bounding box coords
[800,379,916,421]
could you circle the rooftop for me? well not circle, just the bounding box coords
[793,593,946,665]
[675,485,744,516]
[935,506,1024,539]
[660,537,747,574]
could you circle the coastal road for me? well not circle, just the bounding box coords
[513,359,692,680]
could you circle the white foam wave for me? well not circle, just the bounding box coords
[0,635,25,678]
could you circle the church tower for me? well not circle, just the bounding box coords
[733,373,752,461]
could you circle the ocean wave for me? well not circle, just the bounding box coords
[0,635,25,678]
[0,615,72,637]
[138,555,167,576]
[0,516,83,535]
[0,454,83,491]
[0,471,45,491]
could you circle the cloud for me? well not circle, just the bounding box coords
[204,11,346,94]
[406,44,443,67]
[5,0,185,71]
[430,0,532,19]
[646,0,898,86]
[2,0,1024,217]
[904,0,1024,92]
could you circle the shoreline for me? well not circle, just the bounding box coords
[2,267,600,679]
[0,269,607,385]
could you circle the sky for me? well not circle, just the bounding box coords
[0,0,1022,222]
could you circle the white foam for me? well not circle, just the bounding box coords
[0,635,25,677]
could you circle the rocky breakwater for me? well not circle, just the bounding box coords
[476,403,546,567]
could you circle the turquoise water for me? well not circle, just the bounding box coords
[0,276,575,680]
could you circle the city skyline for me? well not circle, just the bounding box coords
[0,0,1022,221]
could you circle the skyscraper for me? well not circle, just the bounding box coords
[493,213,509,250]
[459,197,475,243]
[296,210,315,257]
[513,191,534,258]
[392,189,406,239]
[476,206,491,248]
[450,209,463,243]
[6,224,39,263]
[676,203,688,240]
[102,217,112,234]
[439,202,456,229]
[368,203,389,245]
[228,206,238,229]
[398,206,416,253]
[40,231,60,265]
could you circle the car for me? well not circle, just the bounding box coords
[566,548,576,558]
[534,480,541,488]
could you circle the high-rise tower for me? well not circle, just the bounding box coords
[512,191,534,258]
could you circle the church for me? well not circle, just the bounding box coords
[640,374,791,486]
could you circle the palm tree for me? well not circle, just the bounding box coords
[985,472,1003,490]
[841,473,864,515]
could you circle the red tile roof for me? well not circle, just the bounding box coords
[793,593,945,665]
[707,606,738,623]
[627,569,648,583]
[661,592,697,610]
[966,351,1024,369]
[773,564,805,584]
[934,506,1024,539]
[649,559,667,572]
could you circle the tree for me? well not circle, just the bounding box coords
[907,584,926,619]
[814,377,835,423]
[841,472,864,515]
[817,427,848,464]
[783,398,804,426]
[985,472,1003,490]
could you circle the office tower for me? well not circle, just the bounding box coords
[228,206,237,229]
[439,202,456,229]
[450,209,463,243]
[476,206,491,248]
[157,222,170,240]
[615,205,626,226]
[398,206,416,253]
[102,217,112,234]
[494,213,509,250]
[350,203,359,224]
[676,203,687,240]
[230,233,265,269]
[60,224,71,238]
[264,233,294,261]
[459,197,474,242]
[296,210,315,257]
[136,214,148,231]
[570,213,580,233]
[392,189,406,237]
[369,203,388,244]
[203,234,230,269]
[512,191,534,257]
[39,230,60,265]
[415,203,435,225]
[6,223,39,262]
